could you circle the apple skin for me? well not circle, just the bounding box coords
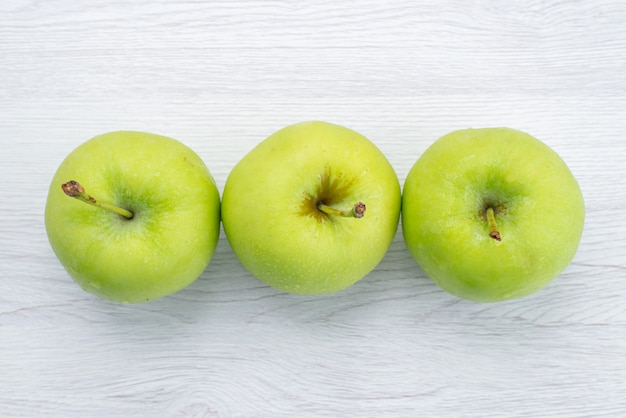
[402,128,585,302]
[221,121,401,294]
[45,131,221,303]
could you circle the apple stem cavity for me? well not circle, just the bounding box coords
[61,180,134,220]
[317,201,366,219]
[486,207,502,241]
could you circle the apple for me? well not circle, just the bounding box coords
[45,131,221,303]
[402,127,585,302]
[221,121,401,294]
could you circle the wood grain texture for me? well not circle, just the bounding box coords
[2,0,626,416]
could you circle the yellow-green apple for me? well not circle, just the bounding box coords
[402,127,585,302]
[45,131,220,303]
[222,121,401,294]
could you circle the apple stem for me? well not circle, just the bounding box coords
[486,207,502,241]
[61,180,134,219]
[317,201,366,218]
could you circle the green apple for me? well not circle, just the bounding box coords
[222,121,401,294]
[402,127,585,302]
[45,131,220,303]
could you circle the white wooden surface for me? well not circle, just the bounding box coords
[2,1,626,416]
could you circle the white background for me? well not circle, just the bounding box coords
[2,1,625,416]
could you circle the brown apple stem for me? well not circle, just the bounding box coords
[317,201,366,218]
[61,180,134,219]
[486,207,501,241]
